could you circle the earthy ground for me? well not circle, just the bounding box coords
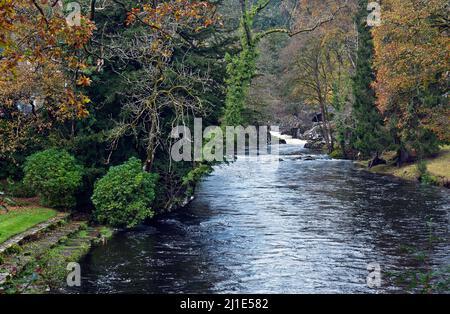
[356,146,450,187]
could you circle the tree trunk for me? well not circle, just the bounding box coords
[319,103,333,153]
[368,152,386,168]
[396,148,411,167]
[144,111,159,172]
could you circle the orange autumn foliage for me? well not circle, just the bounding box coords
[0,0,95,118]
[126,0,217,35]
[372,0,450,141]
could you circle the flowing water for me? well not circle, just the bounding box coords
[68,144,449,293]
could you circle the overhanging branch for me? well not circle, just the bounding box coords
[255,1,349,42]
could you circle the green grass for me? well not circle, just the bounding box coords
[99,226,113,239]
[0,208,57,244]
[427,145,450,179]
[357,146,450,186]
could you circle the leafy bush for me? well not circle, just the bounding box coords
[91,157,158,228]
[4,178,35,198]
[5,243,23,255]
[182,164,213,187]
[182,164,212,195]
[329,148,344,159]
[416,160,438,185]
[23,149,83,209]
[0,191,15,212]
[416,160,428,176]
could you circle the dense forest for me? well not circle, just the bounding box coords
[0,0,449,296]
[0,0,449,224]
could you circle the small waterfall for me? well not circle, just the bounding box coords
[270,131,307,148]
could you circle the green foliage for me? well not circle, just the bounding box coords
[0,159,23,181]
[401,102,441,158]
[182,164,213,195]
[79,222,88,231]
[416,160,438,185]
[0,190,13,213]
[329,148,345,160]
[223,47,258,126]
[91,157,158,228]
[351,0,389,158]
[223,2,262,127]
[23,149,83,210]
[5,244,23,255]
[99,226,114,239]
[3,178,35,198]
[417,160,428,177]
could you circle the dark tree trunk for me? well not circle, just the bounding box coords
[368,152,386,168]
[396,148,411,167]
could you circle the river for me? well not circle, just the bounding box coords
[67,143,449,293]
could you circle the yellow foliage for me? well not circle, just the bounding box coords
[372,0,450,141]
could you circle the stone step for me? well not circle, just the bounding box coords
[0,220,85,285]
[0,212,70,255]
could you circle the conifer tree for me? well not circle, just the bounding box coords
[351,0,388,158]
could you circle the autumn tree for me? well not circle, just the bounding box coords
[0,0,95,164]
[102,0,219,172]
[63,0,227,211]
[372,0,449,162]
[292,33,354,153]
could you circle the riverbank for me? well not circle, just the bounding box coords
[0,207,58,244]
[0,200,114,294]
[355,146,450,188]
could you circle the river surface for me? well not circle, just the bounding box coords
[68,144,449,293]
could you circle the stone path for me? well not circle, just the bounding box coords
[0,218,85,285]
[0,212,70,255]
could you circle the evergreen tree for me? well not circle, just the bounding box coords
[351,0,388,158]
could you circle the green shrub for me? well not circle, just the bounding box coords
[23,149,83,209]
[4,178,35,198]
[417,160,428,177]
[182,164,213,195]
[416,160,438,185]
[329,148,344,159]
[78,222,88,230]
[91,157,158,228]
[5,244,23,255]
[182,164,212,187]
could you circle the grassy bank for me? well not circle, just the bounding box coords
[356,146,450,187]
[0,208,57,244]
[0,221,114,294]
[0,193,116,293]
